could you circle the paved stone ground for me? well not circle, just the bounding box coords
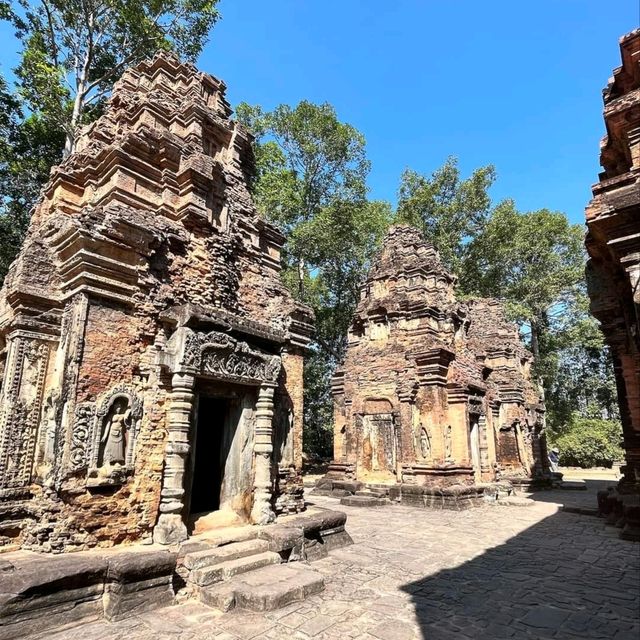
[33,493,639,640]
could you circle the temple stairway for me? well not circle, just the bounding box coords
[176,517,337,613]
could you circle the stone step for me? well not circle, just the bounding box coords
[496,496,535,507]
[356,489,387,498]
[340,495,388,507]
[191,551,281,587]
[200,563,325,612]
[559,480,588,491]
[183,539,271,571]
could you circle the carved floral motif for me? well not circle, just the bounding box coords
[69,403,96,470]
[181,330,281,384]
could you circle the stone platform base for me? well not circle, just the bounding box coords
[394,484,485,510]
[340,495,388,507]
[316,477,514,510]
[500,475,554,492]
[0,547,177,640]
[0,509,352,640]
[597,487,640,542]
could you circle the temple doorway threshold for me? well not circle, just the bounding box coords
[187,388,254,536]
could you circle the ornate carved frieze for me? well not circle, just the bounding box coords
[0,336,51,493]
[163,327,282,385]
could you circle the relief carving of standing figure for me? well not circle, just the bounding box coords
[419,425,431,460]
[42,391,60,464]
[100,399,129,467]
[444,424,453,463]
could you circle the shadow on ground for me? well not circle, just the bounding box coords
[401,507,639,640]
[528,479,613,511]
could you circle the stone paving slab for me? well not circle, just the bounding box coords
[25,494,640,640]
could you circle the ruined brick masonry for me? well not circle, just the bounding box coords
[585,29,640,541]
[321,225,548,506]
[0,53,314,552]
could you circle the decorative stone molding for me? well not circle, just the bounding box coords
[162,327,281,385]
[415,348,455,387]
[69,402,96,470]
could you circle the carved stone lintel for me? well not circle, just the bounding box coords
[164,328,282,385]
[467,395,485,416]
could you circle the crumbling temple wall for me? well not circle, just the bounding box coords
[324,226,547,501]
[0,53,313,552]
[465,299,547,483]
[585,30,640,541]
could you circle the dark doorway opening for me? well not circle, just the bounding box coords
[190,396,229,515]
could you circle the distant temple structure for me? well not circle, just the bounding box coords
[0,53,315,552]
[585,29,640,541]
[319,226,548,507]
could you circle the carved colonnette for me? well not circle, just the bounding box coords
[0,53,313,552]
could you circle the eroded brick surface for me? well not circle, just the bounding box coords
[585,29,640,540]
[325,225,548,495]
[0,53,313,552]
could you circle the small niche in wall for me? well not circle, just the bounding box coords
[206,188,228,231]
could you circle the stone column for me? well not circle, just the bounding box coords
[251,382,277,525]
[478,414,491,476]
[154,371,195,545]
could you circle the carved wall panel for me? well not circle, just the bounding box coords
[0,336,51,492]
[86,384,143,486]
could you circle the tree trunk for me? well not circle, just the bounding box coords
[64,80,86,157]
[530,319,540,360]
[297,257,305,298]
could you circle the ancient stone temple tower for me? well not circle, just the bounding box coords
[585,30,640,540]
[0,53,313,551]
[322,226,546,505]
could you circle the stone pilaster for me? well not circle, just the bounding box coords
[478,414,491,475]
[251,383,277,525]
[153,372,195,545]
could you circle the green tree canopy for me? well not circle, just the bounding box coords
[0,73,64,280]
[236,100,371,299]
[462,200,585,361]
[395,157,496,274]
[238,100,389,455]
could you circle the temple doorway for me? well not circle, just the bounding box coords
[469,418,482,482]
[187,384,257,532]
[190,396,230,515]
[360,413,396,481]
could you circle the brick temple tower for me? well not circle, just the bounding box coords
[0,53,314,551]
[585,29,640,541]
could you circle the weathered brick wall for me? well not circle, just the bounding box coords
[0,53,313,551]
[330,225,545,488]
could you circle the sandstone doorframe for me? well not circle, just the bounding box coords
[153,327,281,545]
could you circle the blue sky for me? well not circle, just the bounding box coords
[197,0,638,224]
[1,1,638,224]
